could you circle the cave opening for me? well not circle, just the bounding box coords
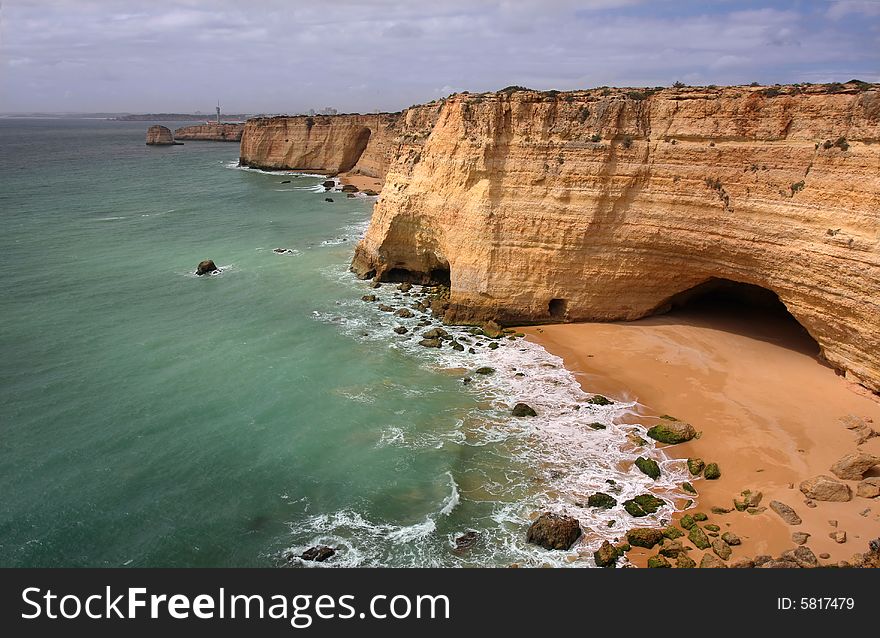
[657,278,819,355]
[384,265,451,286]
[549,298,568,320]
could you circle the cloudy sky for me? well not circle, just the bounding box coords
[1,0,878,114]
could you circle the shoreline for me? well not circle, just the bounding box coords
[337,171,383,192]
[521,305,880,567]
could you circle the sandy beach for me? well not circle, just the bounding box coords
[338,171,383,192]
[523,302,880,567]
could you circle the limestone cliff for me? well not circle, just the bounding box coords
[349,84,880,393]
[145,125,180,145]
[174,123,244,141]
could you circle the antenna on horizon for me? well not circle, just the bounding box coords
[215,99,221,124]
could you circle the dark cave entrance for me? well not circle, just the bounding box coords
[384,264,450,286]
[656,278,819,355]
[549,298,568,320]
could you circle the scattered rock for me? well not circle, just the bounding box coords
[687,458,705,476]
[512,402,537,418]
[587,492,617,509]
[770,500,802,525]
[711,538,732,560]
[711,506,732,514]
[627,528,664,549]
[704,463,721,480]
[422,327,449,339]
[721,532,741,546]
[301,545,335,562]
[829,519,837,527]
[856,478,880,498]
[628,433,648,446]
[341,184,359,193]
[280,180,291,184]
[693,512,708,522]
[829,531,847,543]
[195,259,219,276]
[623,494,665,517]
[526,512,582,550]
[451,341,465,351]
[682,482,697,495]
[688,526,711,550]
[475,367,495,375]
[324,197,334,202]
[589,422,607,430]
[830,452,879,481]
[676,553,697,568]
[663,526,685,540]
[368,281,381,289]
[753,555,773,566]
[362,189,379,196]
[321,180,335,189]
[361,294,377,302]
[635,456,661,480]
[395,308,414,318]
[647,554,672,568]
[647,420,696,444]
[454,531,479,551]
[593,541,621,568]
[782,546,818,568]
[419,338,441,348]
[699,553,727,568]
[481,320,505,338]
[819,552,831,559]
[393,326,408,335]
[730,558,755,568]
[759,559,799,568]
[680,514,696,530]
[704,524,720,532]
[791,532,810,545]
[377,304,394,312]
[397,282,412,292]
[799,475,852,502]
[659,539,686,558]
[587,394,613,406]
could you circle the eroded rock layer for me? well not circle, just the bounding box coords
[174,123,244,141]
[352,85,880,392]
[145,125,177,145]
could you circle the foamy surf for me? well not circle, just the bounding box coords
[306,259,694,567]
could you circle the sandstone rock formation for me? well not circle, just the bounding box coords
[145,125,181,145]
[174,123,244,141]
[241,82,880,393]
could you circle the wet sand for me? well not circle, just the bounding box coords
[522,302,880,567]
[338,171,383,192]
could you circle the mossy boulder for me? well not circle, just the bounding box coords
[704,524,720,532]
[721,532,741,546]
[588,422,607,430]
[593,540,621,568]
[635,456,661,480]
[646,420,696,444]
[704,463,721,480]
[688,525,711,550]
[587,395,613,406]
[693,512,708,522]
[512,402,537,417]
[526,512,582,550]
[680,514,696,530]
[711,539,732,560]
[587,492,617,509]
[676,553,697,568]
[682,482,697,495]
[659,539,686,558]
[474,367,495,375]
[623,494,665,517]
[626,528,664,549]
[687,458,705,476]
[647,555,672,568]
[662,525,684,540]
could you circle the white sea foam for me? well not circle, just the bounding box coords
[439,472,460,516]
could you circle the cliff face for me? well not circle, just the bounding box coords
[174,123,244,141]
[350,85,880,392]
[238,107,442,177]
[145,125,177,145]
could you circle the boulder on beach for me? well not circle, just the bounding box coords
[322,180,336,189]
[526,512,582,550]
[587,492,617,509]
[647,419,696,444]
[593,541,621,568]
[635,456,661,480]
[341,184,359,193]
[512,402,537,418]
[195,259,219,276]
[830,452,879,480]
[419,338,442,348]
[856,477,880,498]
[687,458,705,476]
[800,475,852,502]
[300,545,335,562]
[626,528,663,549]
[362,189,380,196]
[623,493,664,517]
[769,500,802,524]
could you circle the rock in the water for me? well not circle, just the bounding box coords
[635,456,661,480]
[195,259,219,276]
[475,367,495,375]
[782,546,818,568]
[526,512,582,550]
[587,394,613,406]
[341,184,359,193]
[627,528,664,549]
[419,338,441,348]
[587,492,617,509]
[454,531,479,551]
[393,326,408,335]
[829,530,847,543]
[856,477,880,498]
[481,320,504,338]
[361,294,377,302]
[699,553,727,568]
[687,458,705,476]
[301,545,335,562]
[647,554,672,568]
[770,500,802,525]
[682,482,697,495]
[280,180,291,184]
[646,420,696,444]
[593,541,621,568]
[422,327,449,339]
[791,532,810,545]
[623,494,665,517]
[146,125,180,145]
[721,532,741,546]
[368,281,381,289]
[800,475,852,502]
[324,197,334,202]
[711,538,732,560]
[703,463,721,480]
[688,525,710,550]
[512,402,537,417]
[398,282,412,292]
[830,452,879,481]
[395,308,414,318]
[362,189,380,197]
[322,180,336,189]
[377,304,394,312]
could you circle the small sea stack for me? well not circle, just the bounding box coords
[195,260,219,276]
[146,125,183,146]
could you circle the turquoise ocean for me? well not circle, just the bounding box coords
[0,119,688,567]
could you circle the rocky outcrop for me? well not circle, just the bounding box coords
[526,512,581,550]
[145,125,181,145]
[349,83,880,393]
[174,123,244,141]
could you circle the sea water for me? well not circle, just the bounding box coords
[0,119,689,567]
